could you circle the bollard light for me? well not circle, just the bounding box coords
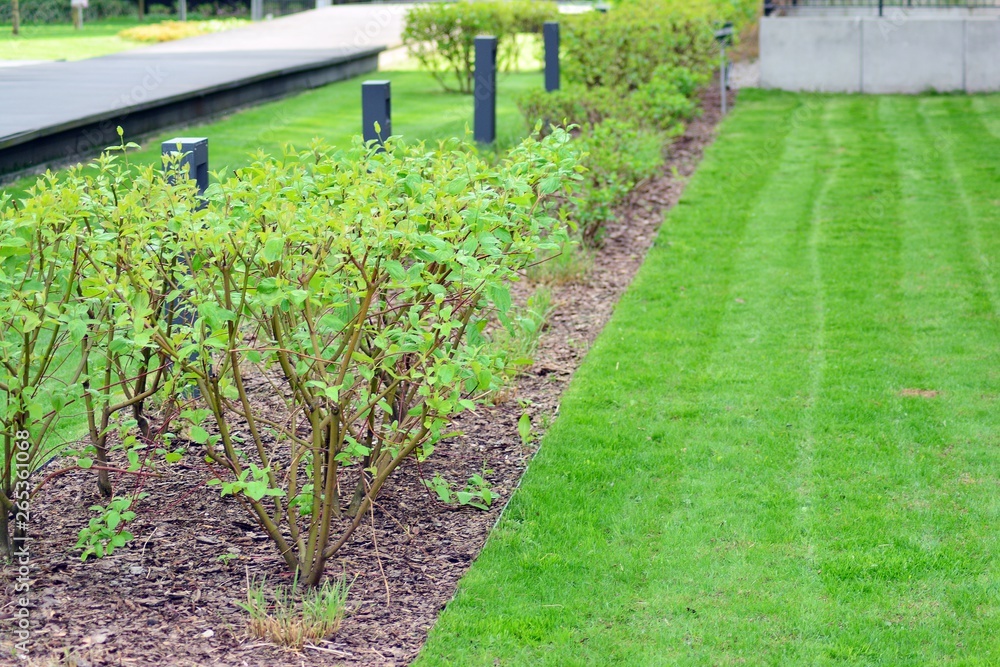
[544,22,560,92]
[161,137,208,385]
[362,80,392,148]
[714,23,734,116]
[474,36,498,144]
[161,137,209,197]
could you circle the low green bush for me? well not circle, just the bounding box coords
[518,65,707,134]
[616,0,761,30]
[569,119,665,244]
[402,0,558,94]
[561,4,715,92]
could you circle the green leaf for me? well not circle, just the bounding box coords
[263,237,284,263]
[518,412,532,445]
[189,426,210,444]
[488,285,511,314]
[77,457,94,469]
[386,260,407,282]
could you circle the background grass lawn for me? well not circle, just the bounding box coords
[1,19,161,60]
[415,89,1000,665]
[2,69,540,198]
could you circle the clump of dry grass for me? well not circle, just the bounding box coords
[238,571,351,649]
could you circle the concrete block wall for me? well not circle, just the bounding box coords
[760,16,1000,93]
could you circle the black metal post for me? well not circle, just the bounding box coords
[544,22,560,92]
[713,24,734,117]
[474,35,497,144]
[161,137,208,196]
[879,0,884,16]
[161,137,208,388]
[362,80,392,146]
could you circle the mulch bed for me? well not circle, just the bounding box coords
[1,85,732,667]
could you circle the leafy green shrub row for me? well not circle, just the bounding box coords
[517,2,717,245]
[402,0,558,94]
[560,5,715,93]
[617,0,761,30]
[0,132,578,580]
[518,65,705,134]
[569,120,667,244]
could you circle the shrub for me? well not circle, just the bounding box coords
[141,133,576,586]
[0,180,92,559]
[403,0,558,93]
[617,0,761,30]
[514,1,719,247]
[0,131,577,577]
[568,119,665,244]
[0,146,189,558]
[517,66,706,135]
[516,85,620,132]
[561,4,716,92]
[626,65,708,132]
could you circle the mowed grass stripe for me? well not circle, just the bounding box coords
[415,91,806,665]
[884,95,1000,662]
[636,96,835,664]
[807,96,931,664]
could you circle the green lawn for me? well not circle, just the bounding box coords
[416,90,1000,665]
[0,19,148,60]
[0,17,248,60]
[3,69,541,199]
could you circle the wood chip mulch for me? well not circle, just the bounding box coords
[1,84,732,667]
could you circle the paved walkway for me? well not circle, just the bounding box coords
[0,4,408,172]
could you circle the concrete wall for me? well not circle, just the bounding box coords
[760,16,1000,93]
[966,19,1000,92]
[760,18,861,92]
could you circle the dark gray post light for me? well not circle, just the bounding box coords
[161,137,208,197]
[474,36,498,144]
[714,23,734,116]
[544,22,560,92]
[362,80,392,147]
[160,137,208,383]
